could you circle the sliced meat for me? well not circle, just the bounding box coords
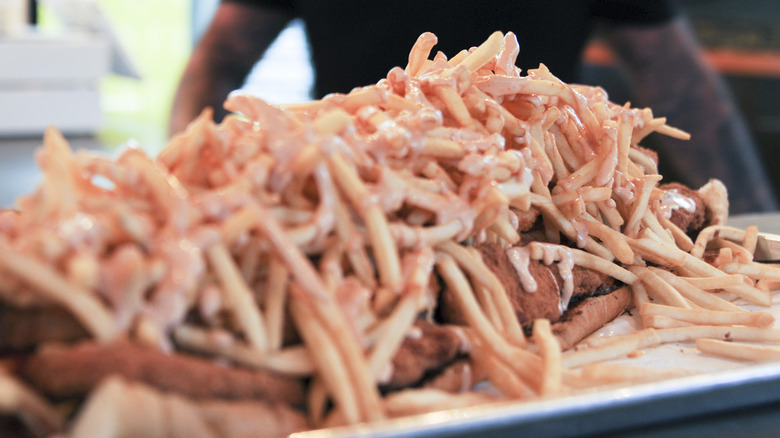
[438,243,616,328]
[19,341,305,408]
[382,320,466,391]
[0,305,88,351]
[659,183,706,233]
[551,286,631,350]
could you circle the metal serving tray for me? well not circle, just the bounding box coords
[296,361,780,437]
[294,214,780,438]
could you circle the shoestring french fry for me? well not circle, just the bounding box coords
[562,329,661,369]
[641,313,696,329]
[575,363,695,387]
[640,302,775,328]
[649,267,746,312]
[630,266,691,309]
[438,241,527,345]
[0,372,65,436]
[171,324,315,376]
[469,338,532,399]
[696,338,780,362]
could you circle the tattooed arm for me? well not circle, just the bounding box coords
[169,2,293,136]
[603,17,777,213]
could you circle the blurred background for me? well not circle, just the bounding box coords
[0,0,778,208]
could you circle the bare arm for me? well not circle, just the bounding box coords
[602,18,777,214]
[169,2,293,136]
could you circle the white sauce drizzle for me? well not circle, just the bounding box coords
[506,246,537,293]
[506,242,576,315]
[659,189,697,218]
[572,219,589,249]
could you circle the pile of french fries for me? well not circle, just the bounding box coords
[0,31,779,436]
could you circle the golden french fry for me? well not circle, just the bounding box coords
[533,319,563,396]
[207,243,269,352]
[642,314,693,329]
[696,338,780,362]
[3,30,775,438]
[650,268,745,312]
[640,302,775,328]
[583,219,634,264]
[631,266,691,309]
[577,363,693,386]
[562,329,660,368]
[655,325,780,344]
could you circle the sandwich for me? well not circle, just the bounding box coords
[0,31,762,438]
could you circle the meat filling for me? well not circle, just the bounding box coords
[0,305,87,352]
[381,320,467,391]
[437,242,618,329]
[659,182,707,234]
[17,341,306,408]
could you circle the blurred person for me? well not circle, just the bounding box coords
[170,0,778,213]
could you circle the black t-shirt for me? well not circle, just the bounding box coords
[224,0,676,97]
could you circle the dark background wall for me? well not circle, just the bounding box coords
[580,0,780,208]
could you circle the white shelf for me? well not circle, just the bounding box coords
[0,30,109,136]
